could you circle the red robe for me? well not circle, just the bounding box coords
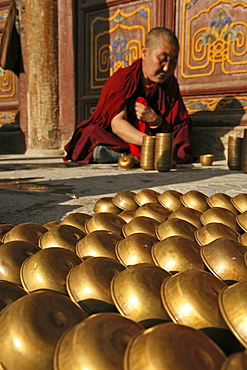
[64,58,193,164]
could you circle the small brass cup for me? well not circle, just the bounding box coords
[200,154,214,166]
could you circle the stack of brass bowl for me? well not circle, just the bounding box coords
[156,218,197,242]
[158,189,183,211]
[2,222,48,247]
[84,213,126,236]
[0,280,27,313]
[154,133,173,172]
[93,198,121,214]
[140,135,156,170]
[61,212,92,232]
[169,206,203,229]
[201,206,242,233]
[231,193,247,213]
[161,269,227,329]
[134,202,171,222]
[66,257,125,314]
[122,216,160,238]
[134,188,161,205]
[207,193,238,214]
[180,190,209,213]
[195,222,240,246]
[227,136,242,170]
[112,190,138,211]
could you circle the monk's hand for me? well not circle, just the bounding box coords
[135,102,158,125]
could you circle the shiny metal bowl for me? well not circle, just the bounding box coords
[156,218,197,242]
[168,206,203,229]
[84,213,126,236]
[207,193,238,215]
[115,233,158,266]
[158,189,183,211]
[231,193,247,213]
[76,230,122,260]
[20,247,82,294]
[134,202,170,222]
[134,189,161,206]
[93,197,121,214]
[161,269,227,329]
[180,190,209,213]
[112,190,138,211]
[236,211,247,232]
[221,351,247,370]
[2,222,48,247]
[66,257,125,314]
[42,220,61,230]
[0,224,15,241]
[200,238,247,283]
[0,280,27,313]
[195,222,240,246]
[54,312,143,370]
[122,216,160,238]
[118,210,136,223]
[239,233,247,246]
[61,212,92,233]
[110,263,171,327]
[201,207,242,233]
[151,236,204,273]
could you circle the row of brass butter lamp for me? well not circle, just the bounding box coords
[1,189,247,369]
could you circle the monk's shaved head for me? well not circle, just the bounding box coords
[145,27,179,52]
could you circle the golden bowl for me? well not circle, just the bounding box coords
[168,206,203,229]
[110,263,171,327]
[200,238,247,283]
[219,280,247,349]
[221,351,247,370]
[0,280,27,313]
[0,224,15,241]
[134,202,171,222]
[151,236,204,273]
[76,230,122,260]
[2,222,48,247]
[161,269,227,329]
[42,220,61,230]
[134,188,161,206]
[39,224,85,253]
[0,290,86,370]
[195,222,240,246]
[156,218,197,242]
[84,213,126,236]
[122,216,160,238]
[201,207,242,233]
[118,155,137,169]
[61,212,92,232]
[112,190,138,211]
[239,233,247,246]
[180,190,209,213]
[236,211,247,232]
[66,257,125,314]
[207,193,238,215]
[118,210,136,223]
[231,193,247,213]
[158,189,183,211]
[124,322,226,370]
[0,240,40,285]
[200,154,214,166]
[93,197,121,214]
[20,247,82,294]
[115,233,158,266]
[54,312,143,370]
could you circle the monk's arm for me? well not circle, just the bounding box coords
[111,110,147,146]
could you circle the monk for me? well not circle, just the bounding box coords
[64,27,193,164]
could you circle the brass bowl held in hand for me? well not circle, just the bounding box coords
[118,210,136,223]
[201,206,242,233]
[161,269,227,330]
[169,206,203,229]
[195,222,240,246]
[0,290,87,370]
[20,247,82,295]
[156,217,197,242]
[54,312,143,370]
[112,190,138,211]
[134,188,161,205]
[231,193,247,213]
[110,263,171,327]
[2,222,48,246]
[39,224,86,253]
[158,189,183,211]
[180,190,209,213]
[76,230,122,260]
[115,232,158,266]
[207,193,239,215]
[201,238,247,283]
[151,236,204,274]
[61,212,92,232]
[93,197,121,214]
[221,351,247,370]
[0,280,27,313]
[200,154,214,166]
[84,212,126,236]
[0,240,40,285]
[122,216,160,238]
[134,202,171,222]
[124,322,226,370]
[219,280,247,349]
[66,257,125,314]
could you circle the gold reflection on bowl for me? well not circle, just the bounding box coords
[93,197,121,214]
[135,202,170,222]
[200,154,214,166]
[39,224,85,253]
[66,257,125,314]
[0,280,27,313]
[180,190,209,213]
[76,230,122,260]
[231,193,247,213]
[158,189,183,211]
[2,222,48,247]
[239,233,247,246]
[134,189,161,206]
[84,213,126,236]
[195,222,240,246]
[124,322,226,370]
[236,211,247,232]
[151,236,204,273]
[112,190,138,211]
[161,269,227,329]
[115,233,158,266]
[219,280,247,349]
[20,247,82,294]
[54,313,143,370]
[110,263,171,326]
[207,193,238,215]
[118,210,136,223]
[201,238,247,282]
[221,351,247,370]
[42,220,61,230]
[61,212,92,233]
[122,216,160,238]
[201,207,242,233]
[156,218,197,242]
[169,207,203,229]
[0,224,15,241]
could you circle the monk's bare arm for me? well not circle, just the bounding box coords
[111,110,147,146]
